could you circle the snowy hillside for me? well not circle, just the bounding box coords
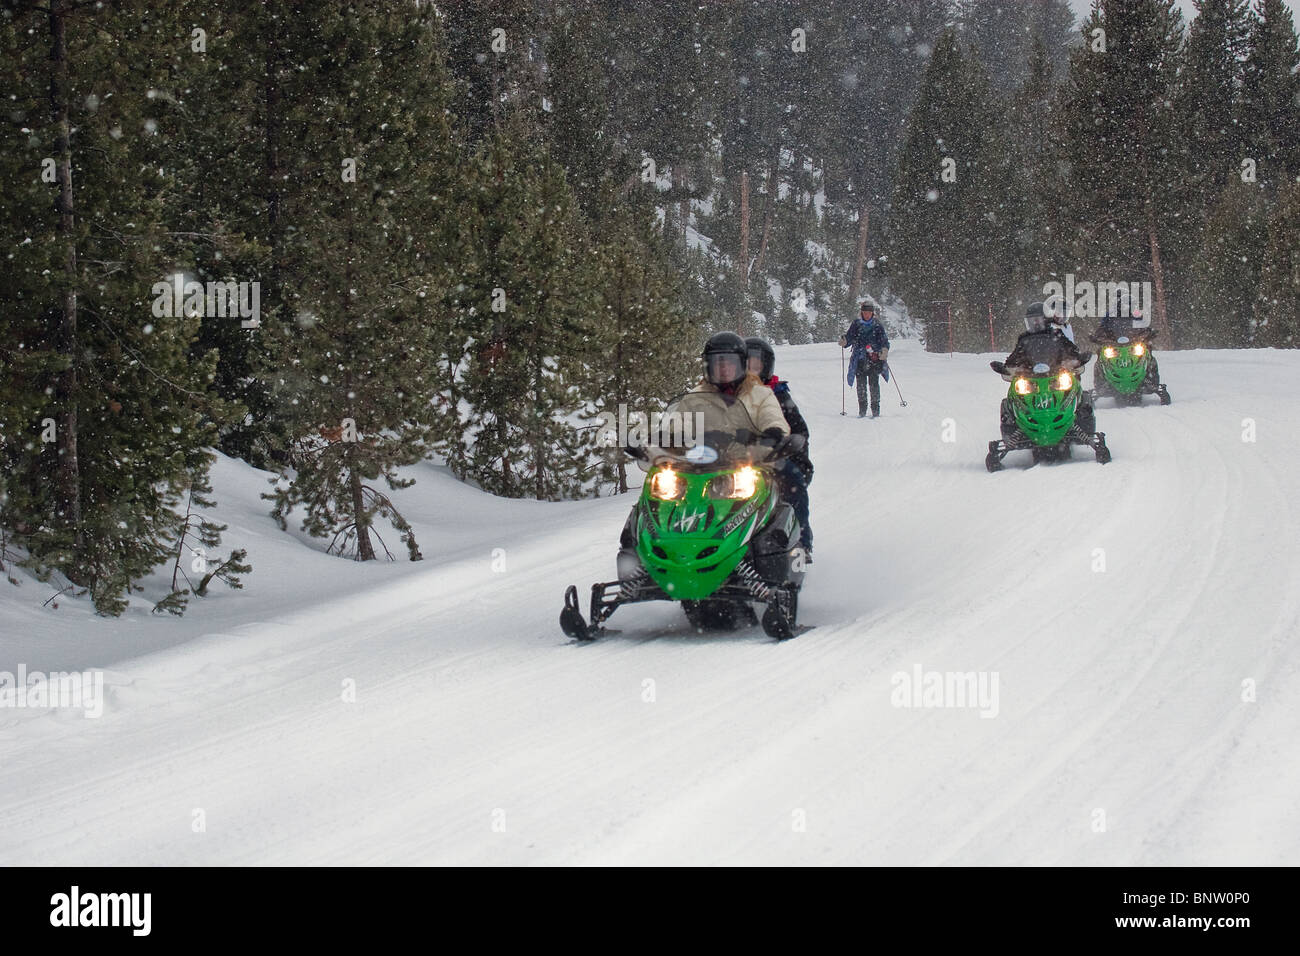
[2,340,1298,865]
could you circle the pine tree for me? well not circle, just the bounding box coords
[1253,182,1300,346]
[0,0,235,613]
[1243,0,1300,191]
[960,0,1078,96]
[887,29,1009,350]
[610,0,710,244]
[1057,0,1186,344]
[442,0,541,143]
[154,465,250,615]
[443,127,600,500]
[583,192,697,494]
[1183,182,1271,344]
[261,0,457,562]
[544,0,624,214]
[814,0,952,312]
[1178,0,1252,216]
[1003,39,1072,343]
[148,2,283,466]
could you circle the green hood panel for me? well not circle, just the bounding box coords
[635,467,774,601]
[1008,375,1080,446]
[1098,346,1150,394]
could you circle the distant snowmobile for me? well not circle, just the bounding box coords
[1090,327,1172,406]
[986,326,1111,471]
[560,389,809,642]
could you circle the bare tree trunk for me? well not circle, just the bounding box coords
[49,0,82,549]
[264,6,284,319]
[1146,207,1173,346]
[848,203,870,307]
[491,59,501,130]
[738,170,750,335]
[348,461,376,561]
[533,352,546,501]
[754,147,780,275]
[673,163,689,246]
[615,286,627,495]
[342,194,374,562]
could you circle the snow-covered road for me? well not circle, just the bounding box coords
[2,341,1297,865]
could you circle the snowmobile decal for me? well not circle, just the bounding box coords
[721,499,758,535]
[670,510,707,534]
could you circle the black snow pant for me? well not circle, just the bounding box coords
[856,359,882,415]
[775,460,812,551]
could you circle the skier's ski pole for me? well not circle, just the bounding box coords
[886,362,907,407]
[840,346,846,415]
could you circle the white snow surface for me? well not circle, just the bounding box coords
[2,340,1298,865]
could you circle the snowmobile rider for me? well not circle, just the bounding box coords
[665,332,789,451]
[1043,295,1076,343]
[746,336,814,557]
[839,302,890,417]
[1001,301,1097,434]
[993,299,1097,437]
[1002,301,1088,378]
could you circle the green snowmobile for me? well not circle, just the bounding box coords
[986,333,1111,471]
[1091,330,1171,406]
[560,389,808,642]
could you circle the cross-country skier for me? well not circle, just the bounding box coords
[839,301,890,418]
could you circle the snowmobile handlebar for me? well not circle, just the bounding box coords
[625,429,803,470]
[771,432,806,456]
[994,356,1090,380]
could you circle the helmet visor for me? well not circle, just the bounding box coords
[706,352,744,387]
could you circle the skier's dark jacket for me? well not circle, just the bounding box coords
[1004,328,1085,374]
[763,375,813,480]
[843,316,890,357]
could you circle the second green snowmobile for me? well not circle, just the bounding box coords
[1091,329,1172,406]
[986,330,1111,471]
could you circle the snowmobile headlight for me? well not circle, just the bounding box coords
[1055,370,1074,391]
[710,465,759,499]
[1014,377,1034,396]
[1103,346,1118,359]
[1131,342,1146,357]
[650,468,684,500]
[732,465,759,499]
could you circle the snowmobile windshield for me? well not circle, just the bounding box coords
[640,389,774,469]
[1095,325,1153,345]
[1017,331,1073,371]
